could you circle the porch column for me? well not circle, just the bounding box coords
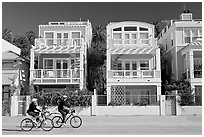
[80,49,84,90]
[157,85,161,102]
[189,50,194,79]
[156,48,161,71]
[107,85,111,105]
[30,48,34,84]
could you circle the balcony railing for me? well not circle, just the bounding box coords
[108,70,160,78]
[35,38,84,48]
[109,38,157,47]
[183,69,202,79]
[32,69,80,79]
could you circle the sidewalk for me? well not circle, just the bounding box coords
[2,115,202,135]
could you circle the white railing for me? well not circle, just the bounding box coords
[110,70,160,78]
[32,69,80,79]
[109,38,157,47]
[35,38,84,48]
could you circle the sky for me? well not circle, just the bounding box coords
[2,2,202,36]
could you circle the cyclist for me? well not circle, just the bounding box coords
[27,98,41,123]
[57,95,70,126]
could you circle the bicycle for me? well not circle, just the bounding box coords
[52,108,82,128]
[20,108,54,132]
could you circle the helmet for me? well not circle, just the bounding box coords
[32,98,37,102]
[62,95,68,98]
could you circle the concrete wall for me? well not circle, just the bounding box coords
[176,106,202,116]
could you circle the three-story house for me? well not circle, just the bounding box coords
[106,21,161,106]
[30,21,92,93]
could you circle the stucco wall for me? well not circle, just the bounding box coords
[96,106,160,115]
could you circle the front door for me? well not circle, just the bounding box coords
[56,59,69,78]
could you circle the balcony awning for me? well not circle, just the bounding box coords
[33,46,80,54]
[180,40,202,55]
[110,46,157,54]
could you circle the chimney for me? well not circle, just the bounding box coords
[180,9,193,21]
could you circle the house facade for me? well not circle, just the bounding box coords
[178,39,202,105]
[2,39,30,116]
[30,21,92,94]
[106,21,161,106]
[157,11,202,102]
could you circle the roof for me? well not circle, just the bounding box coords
[2,73,19,85]
[2,39,21,55]
[179,39,202,55]
[2,51,19,60]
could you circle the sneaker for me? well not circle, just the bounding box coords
[62,123,66,127]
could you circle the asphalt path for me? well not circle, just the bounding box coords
[2,115,202,135]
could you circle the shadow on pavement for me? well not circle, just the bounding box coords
[2,128,22,132]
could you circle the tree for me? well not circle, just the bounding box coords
[87,25,106,93]
[2,28,13,43]
[12,31,37,59]
[153,21,160,37]
[164,80,195,106]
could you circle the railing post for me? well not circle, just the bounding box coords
[91,89,97,116]
[160,95,166,115]
[11,95,18,116]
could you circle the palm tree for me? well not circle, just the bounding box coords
[91,25,106,52]
[87,25,106,93]
[2,28,13,43]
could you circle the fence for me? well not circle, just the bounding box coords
[97,95,160,106]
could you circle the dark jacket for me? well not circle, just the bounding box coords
[58,98,69,110]
[27,102,41,112]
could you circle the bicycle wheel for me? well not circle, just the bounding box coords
[52,116,63,128]
[41,118,54,131]
[70,116,82,128]
[20,118,34,132]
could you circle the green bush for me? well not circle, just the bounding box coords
[35,89,92,107]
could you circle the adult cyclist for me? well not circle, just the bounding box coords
[57,95,70,126]
[27,98,41,123]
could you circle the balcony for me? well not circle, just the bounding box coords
[35,38,84,48]
[108,70,160,78]
[109,38,157,48]
[31,69,80,84]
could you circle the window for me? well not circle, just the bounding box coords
[72,32,80,38]
[132,61,137,70]
[171,60,174,73]
[113,33,122,39]
[171,33,174,46]
[124,26,137,31]
[140,33,148,39]
[195,86,202,106]
[44,59,53,69]
[113,27,122,31]
[72,32,80,46]
[124,33,130,44]
[192,30,199,41]
[113,33,122,45]
[125,61,130,70]
[140,33,149,44]
[139,27,148,31]
[45,32,54,46]
[2,62,14,68]
[140,60,149,70]
[184,30,190,43]
[117,60,122,70]
[198,30,202,38]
